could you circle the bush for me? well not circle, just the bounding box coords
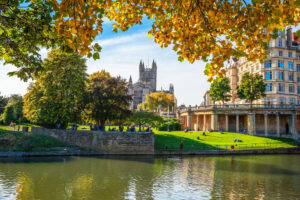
[158,118,181,131]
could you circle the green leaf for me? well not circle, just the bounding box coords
[93,52,100,60]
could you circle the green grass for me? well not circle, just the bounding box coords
[0,128,70,152]
[154,131,298,150]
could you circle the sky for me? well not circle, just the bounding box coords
[0,19,299,106]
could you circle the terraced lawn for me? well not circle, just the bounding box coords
[155,131,298,150]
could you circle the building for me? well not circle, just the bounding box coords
[177,27,300,139]
[223,26,300,105]
[128,60,175,111]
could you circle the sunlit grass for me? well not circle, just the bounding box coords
[155,131,298,150]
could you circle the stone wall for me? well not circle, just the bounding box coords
[31,127,154,154]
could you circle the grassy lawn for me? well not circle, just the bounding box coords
[0,128,70,152]
[155,131,298,150]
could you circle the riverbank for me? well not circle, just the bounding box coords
[1,147,300,157]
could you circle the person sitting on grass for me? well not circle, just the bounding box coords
[203,132,206,136]
[184,128,188,133]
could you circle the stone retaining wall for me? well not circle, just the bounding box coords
[31,127,154,154]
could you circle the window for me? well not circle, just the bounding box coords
[298,75,300,82]
[288,98,296,104]
[278,83,285,92]
[288,72,293,81]
[278,60,284,68]
[297,54,300,60]
[279,40,282,47]
[288,52,293,58]
[265,71,272,80]
[289,84,295,93]
[266,83,272,92]
[279,50,283,56]
[279,71,284,80]
[264,97,274,105]
[256,64,259,70]
[298,86,300,94]
[264,61,272,68]
[297,64,300,72]
[288,61,293,69]
[278,97,286,104]
[298,100,300,105]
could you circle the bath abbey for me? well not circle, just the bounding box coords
[128,60,174,111]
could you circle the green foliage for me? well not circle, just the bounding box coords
[83,70,132,126]
[0,92,9,115]
[1,105,16,125]
[8,94,25,123]
[237,72,266,105]
[23,49,87,128]
[209,77,231,105]
[158,118,181,131]
[0,0,56,80]
[129,111,163,130]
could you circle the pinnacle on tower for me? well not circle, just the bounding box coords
[129,75,132,85]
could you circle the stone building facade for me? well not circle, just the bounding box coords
[128,60,174,111]
[223,26,300,105]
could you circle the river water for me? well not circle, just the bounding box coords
[0,155,299,200]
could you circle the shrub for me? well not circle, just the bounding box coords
[158,118,181,131]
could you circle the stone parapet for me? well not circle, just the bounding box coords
[31,127,154,154]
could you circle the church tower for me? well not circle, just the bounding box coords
[138,59,157,92]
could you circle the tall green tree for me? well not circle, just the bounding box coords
[2,105,16,125]
[209,77,231,105]
[8,94,24,122]
[237,72,266,106]
[0,92,9,114]
[83,70,132,127]
[23,49,87,128]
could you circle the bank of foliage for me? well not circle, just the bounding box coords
[129,111,164,131]
[158,118,181,131]
[1,1,299,81]
[0,94,25,125]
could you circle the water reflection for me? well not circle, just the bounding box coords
[0,155,299,200]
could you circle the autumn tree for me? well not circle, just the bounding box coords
[23,49,87,128]
[237,72,266,106]
[209,78,231,105]
[141,91,176,112]
[1,1,299,80]
[83,70,132,127]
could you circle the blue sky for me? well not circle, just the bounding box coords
[0,19,299,106]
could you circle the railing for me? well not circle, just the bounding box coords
[158,142,298,151]
[179,104,300,112]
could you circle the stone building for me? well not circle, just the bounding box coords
[223,26,300,105]
[128,60,175,111]
[178,27,300,139]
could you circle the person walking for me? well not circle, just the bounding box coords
[180,141,184,149]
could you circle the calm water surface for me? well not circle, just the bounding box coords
[0,155,299,200]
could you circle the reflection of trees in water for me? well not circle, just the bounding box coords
[210,155,300,200]
[16,173,35,200]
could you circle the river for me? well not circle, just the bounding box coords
[0,155,299,200]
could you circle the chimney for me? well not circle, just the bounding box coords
[287,26,292,48]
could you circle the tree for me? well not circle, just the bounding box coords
[141,91,176,112]
[8,94,25,123]
[1,1,299,80]
[23,49,87,128]
[130,111,163,131]
[237,72,266,106]
[2,105,16,125]
[0,93,9,114]
[209,78,231,105]
[83,70,132,127]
